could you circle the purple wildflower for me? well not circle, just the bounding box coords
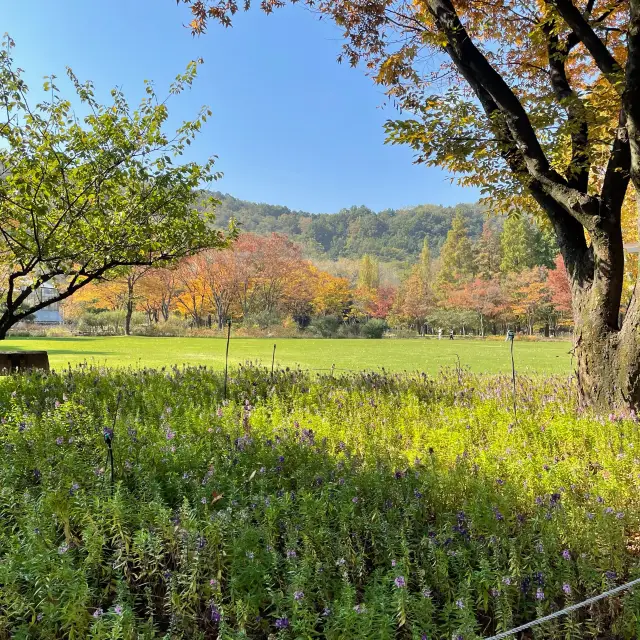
[536,588,545,600]
[56,437,64,446]
[394,576,406,588]
[114,605,123,615]
[275,617,290,629]
[422,588,432,598]
[286,549,297,559]
[455,599,465,609]
[562,549,571,560]
[294,590,304,601]
[93,608,103,618]
[562,583,571,595]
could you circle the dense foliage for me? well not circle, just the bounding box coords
[206,193,486,261]
[1,365,639,638]
[0,37,229,339]
[59,214,566,338]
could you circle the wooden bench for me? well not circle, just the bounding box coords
[0,351,50,374]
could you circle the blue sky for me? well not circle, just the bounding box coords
[4,0,479,213]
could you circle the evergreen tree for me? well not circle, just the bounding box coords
[536,225,559,269]
[418,238,431,282]
[436,213,475,291]
[392,239,434,331]
[500,216,557,273]
[475,222,503,278]
[357,254,380,290]
[500,217,536,273]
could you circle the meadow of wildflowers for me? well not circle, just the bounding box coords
[0,364,639,639]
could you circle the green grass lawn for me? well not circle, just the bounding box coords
[0,336,573,374]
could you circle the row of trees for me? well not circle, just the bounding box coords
[393,247,572,336]
[369,214,572,335]
[65,213,573,336]
[66,234,353,333]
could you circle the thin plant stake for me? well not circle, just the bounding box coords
[271,343,276,379]
[223,319,232,400]
[507,329,517,424]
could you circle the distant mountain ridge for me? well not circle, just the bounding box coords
[207,192,490,262]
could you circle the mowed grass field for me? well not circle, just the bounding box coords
[1,336,573,374]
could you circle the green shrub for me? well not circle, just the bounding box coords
[132,316,187,337]
[242,310,284,330]
[309,315,342,337]
[361,318,388,339]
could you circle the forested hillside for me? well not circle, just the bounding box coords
[207,192,488,260]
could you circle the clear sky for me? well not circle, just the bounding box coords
[3,0,479,213]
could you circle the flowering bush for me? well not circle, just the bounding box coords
[0,364,639,638]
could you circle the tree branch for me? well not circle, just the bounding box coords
[551,0,623,86]
[624,0,640,192]
[544,21,591,191]
[425,0,602,229]
[602,110,631,220]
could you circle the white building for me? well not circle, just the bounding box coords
[24,282,63,324]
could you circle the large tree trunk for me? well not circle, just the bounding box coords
[572,314,640,412]
[569,221,639,411]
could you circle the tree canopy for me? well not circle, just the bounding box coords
[207,193,486,261]
[0,36,231,338]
